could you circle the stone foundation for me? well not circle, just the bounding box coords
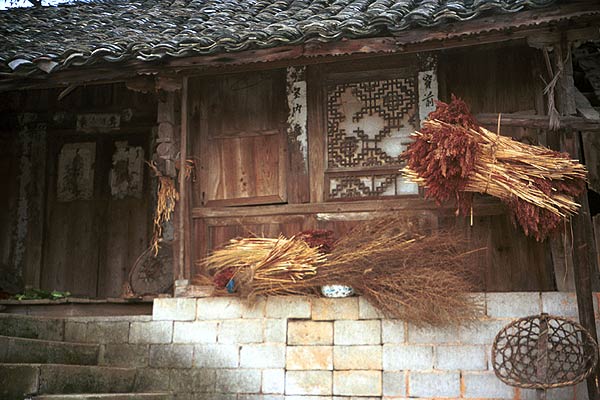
[63,292,599,399]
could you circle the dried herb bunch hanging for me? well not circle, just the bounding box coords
[148,162,180,255]
[403,96,587,241]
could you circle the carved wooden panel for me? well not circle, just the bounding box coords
[325,77,418,199]
[328,173,419,199]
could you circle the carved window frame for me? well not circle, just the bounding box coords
[319,67,420,201]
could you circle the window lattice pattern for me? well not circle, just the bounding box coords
[327,78,417,168]
[326,77,418,199]
[329,174,419,199]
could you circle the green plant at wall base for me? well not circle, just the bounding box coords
[12,289,71,300]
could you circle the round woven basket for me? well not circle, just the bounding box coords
[492,314,598,390]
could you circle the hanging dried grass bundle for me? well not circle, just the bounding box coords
[202,236,327,298]
[148,162,180,255]
[403,96,587,241]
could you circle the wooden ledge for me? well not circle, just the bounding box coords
[192,197,505,219]
[476,113,600,132]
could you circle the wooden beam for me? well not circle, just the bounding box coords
[476,114,600,132]
[192,197,505,219]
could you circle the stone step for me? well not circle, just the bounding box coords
[0,335,99,365]
[0,313,65,341]
[33,393,173,400]
[0,363,136,400]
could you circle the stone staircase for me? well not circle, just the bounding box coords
[0,314,173,400]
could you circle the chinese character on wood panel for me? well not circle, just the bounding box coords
[326,78,419,199]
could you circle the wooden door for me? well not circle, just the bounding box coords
[196,70,288,207]
[42,133,150,297]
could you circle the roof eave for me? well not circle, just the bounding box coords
[0,3,598,93]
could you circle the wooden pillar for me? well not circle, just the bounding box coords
[155,76,185,290]
[553,37,600,400]
[179,77,190,282]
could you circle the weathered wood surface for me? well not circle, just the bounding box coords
[285,66,310,204]
[476,114,600,132]
[552,35,600,399]
[42,136,104,296]
[3,83,159,298]
[22,122,47,289]
[192,197,505,219]
[43,133,152,298]
[440,44,539,113]
[570,154,600,399]
[98,195,149,297]
[180,76,192,281]
[307,65,326,203]
[192,72,288,207]
[594,215,600,280]
[0,128,22,292]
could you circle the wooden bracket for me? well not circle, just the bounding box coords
[156,75,183,92]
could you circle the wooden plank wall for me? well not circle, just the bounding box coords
[439,43,555,291]
[0,126,21,293]
[0,83,157,297]
[189,42,558,292]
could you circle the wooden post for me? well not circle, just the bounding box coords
[571,170,600,399]
[155,76,186,292]
[553,37,600,400]
[179,76,189,282]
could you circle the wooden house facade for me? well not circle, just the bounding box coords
[1,0,599,300]
[1,1,600,399]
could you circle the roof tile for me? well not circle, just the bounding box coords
[0,0,560,73]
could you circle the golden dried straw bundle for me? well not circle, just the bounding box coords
[148,161,180,255]
[404,119,587,218]
[202,236,327,298]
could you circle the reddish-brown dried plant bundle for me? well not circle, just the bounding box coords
[310,219,484,326]
[403,96,587,241]
[296,229,336,253]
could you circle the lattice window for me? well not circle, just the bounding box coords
[325,77,419,199]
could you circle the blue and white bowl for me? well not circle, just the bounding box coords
[320,285,354,298]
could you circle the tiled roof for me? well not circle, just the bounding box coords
[0,0,563,74]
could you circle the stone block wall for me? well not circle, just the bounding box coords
[67,292,599,399]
